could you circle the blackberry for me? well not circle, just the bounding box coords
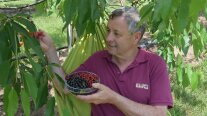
[66,75,89,89]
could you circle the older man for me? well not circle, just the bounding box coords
[38,6,173,116]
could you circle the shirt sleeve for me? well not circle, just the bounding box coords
[149,54,173,108]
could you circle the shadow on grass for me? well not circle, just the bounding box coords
[169,105,186,116]
[200,80,207,90]
[168,84,206,116]
[172,85,205,107]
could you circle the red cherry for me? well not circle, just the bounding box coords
[34,31,44,39]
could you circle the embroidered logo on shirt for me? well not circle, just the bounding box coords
[136,83,149,90]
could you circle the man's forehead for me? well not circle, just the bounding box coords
[107,18,129,33]
[107,16,127,26]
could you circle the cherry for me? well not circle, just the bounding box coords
[34,31,44,39]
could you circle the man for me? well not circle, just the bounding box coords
[38,6,173,116]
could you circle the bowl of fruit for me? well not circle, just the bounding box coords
[65,71,100,95]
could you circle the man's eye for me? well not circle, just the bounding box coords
[106,29,110,32]
[114,32,119,36]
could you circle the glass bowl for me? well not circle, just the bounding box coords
[65,71,100,95]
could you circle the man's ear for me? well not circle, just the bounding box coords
[134,32,142,43]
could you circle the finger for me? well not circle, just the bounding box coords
[92,83,105,90]
[34,30,46,40]
[38,31,51,43]
[39,41,48,52]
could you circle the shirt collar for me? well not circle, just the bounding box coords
[103,48,148,64]
[135,48,148,64]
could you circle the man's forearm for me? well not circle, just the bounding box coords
[112,93,167,116]
[45,48,66,79]
[45,48,66,93]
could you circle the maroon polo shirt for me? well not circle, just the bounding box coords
[75,48,173,116]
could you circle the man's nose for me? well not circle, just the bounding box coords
[106,33,114,42]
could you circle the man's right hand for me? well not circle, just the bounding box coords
[35,30,56,55]
[35,30,67,94]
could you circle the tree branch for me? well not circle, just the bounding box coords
[0,0,45,10]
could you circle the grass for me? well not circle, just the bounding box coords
[169,58,207,116]
[32,13,67,48]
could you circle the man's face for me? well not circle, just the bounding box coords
[106,16,138,57]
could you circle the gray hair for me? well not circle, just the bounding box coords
[109,6,145,38]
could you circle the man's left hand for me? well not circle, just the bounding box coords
[76,83,117,104]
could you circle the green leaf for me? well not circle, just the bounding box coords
[160,0,172,20]
[7,87,18,116]
[70,95,91,116]
[181,30,190,56]
[140,3,153,23]
[153,0,172,21]
[55,0,61,5]
[176,66,183,84]
[0,27,12,63]
[192,32,203,58]
[186,66,192,79]
[167,47,173,63]
[24,49,43,76]
[191,72,199,91]
[14,16,37,32]
[189,0,206,23]
[182,66,191,88]
[77,0,90,36]
[7,62,17,84]
[5,22,20,55]
[176,55,183,84]
[0,61,10,86]
[92,0,101,21]
[24,36,46,62]
[12,21,31,38]
[173,0,189,33]
[23,72,38,101]
[21,89,30,116]
[63,0,77,31]
[78,0,90,24]
[36,81,48,109]
[76,20,87,37]
[54,73,65,86]
[3,86,11,114]
[54,93,73,116]
[205,7,207,18]
[90,0,96,19]
[86,19,96,34]
[13,78,21,96]
[45,97,55,116]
